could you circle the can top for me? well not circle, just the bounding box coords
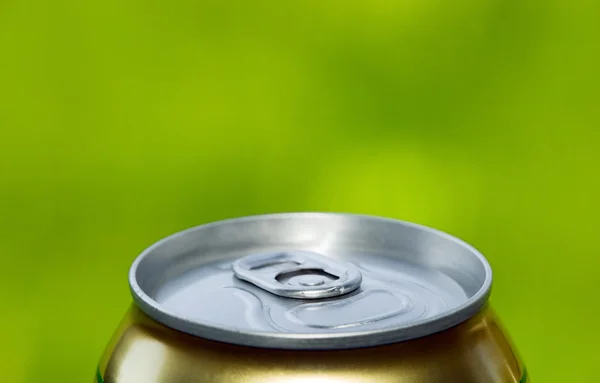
[129,213,492,350]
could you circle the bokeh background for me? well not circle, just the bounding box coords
[1,0,599,381]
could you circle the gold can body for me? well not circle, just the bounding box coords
[96,304,528,383]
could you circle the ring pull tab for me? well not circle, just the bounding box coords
[232,251,362,299]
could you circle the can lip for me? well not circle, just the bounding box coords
[129,212,493,350]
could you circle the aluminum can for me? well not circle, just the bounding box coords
[95,213,529,382]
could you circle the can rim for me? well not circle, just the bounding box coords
[129,212,493,350]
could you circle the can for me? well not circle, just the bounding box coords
[95,213,528,382]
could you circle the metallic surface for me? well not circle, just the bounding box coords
[96,304,528,383]
[232,250,363,299]
[129,213,492,349]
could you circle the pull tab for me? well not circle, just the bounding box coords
[232,251,362,299]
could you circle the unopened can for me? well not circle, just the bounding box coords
[95,213,529,383]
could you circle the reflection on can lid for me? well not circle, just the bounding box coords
[129,213,492,350]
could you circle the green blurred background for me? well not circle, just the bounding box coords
[1,0,599,381]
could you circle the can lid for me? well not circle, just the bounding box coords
[129,213,492,350]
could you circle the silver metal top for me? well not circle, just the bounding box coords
[129,213,492,350]
[232,251,363,299]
